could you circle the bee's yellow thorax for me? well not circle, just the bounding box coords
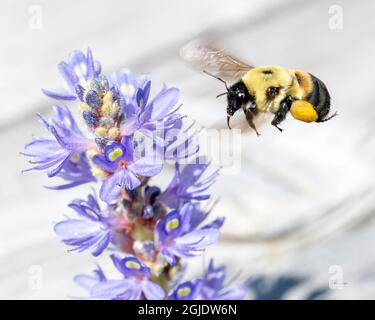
[242,66,295,112]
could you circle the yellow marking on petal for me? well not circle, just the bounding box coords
[95,126,107,137]
[290,100,318,123]
[103,91,113,104]
[125,260,141,270]
[166,218,179,232]
[108,148,123,161]
[177,287,191,298]
[107,127,119,139]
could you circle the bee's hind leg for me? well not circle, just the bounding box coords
[271,96,293,132]
[244,107,261,136]
[317,111,338,123]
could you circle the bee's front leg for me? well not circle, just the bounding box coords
[243,106,261,136]
[271,96,293,132]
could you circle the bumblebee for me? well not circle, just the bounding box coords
[180,41,337,135]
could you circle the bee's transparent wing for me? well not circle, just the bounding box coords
[180,40,253,81]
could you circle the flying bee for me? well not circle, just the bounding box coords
[180,41,337,135]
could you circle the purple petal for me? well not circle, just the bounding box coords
[85,47,95,79]
[23,139,61,156]
[120,116,138,136]
[99,171,126,203]
[172,229,220,257]
[142,280,165,300]
[92,154,118,173]
[123,170,141,190]
[91,233,111,257]
[120,136,134,162]
[54,219,102,239]
[57,62,78,93]
[161,248,176,265]
[148,87,180,121]
[41,89,77,101]
[139,128,167,146]
[74,274,100,291]
[129,156,163,177]
[47,152,72,177]
[90,280,131,300]
[203,216,225,230]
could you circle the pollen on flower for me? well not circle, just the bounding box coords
[107,127,119,139]
[101,102,111,115]
[103,91,113,104]
[95,126,107,137]
[79,103,91,113]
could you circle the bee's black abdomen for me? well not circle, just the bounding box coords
[306,74,331,122]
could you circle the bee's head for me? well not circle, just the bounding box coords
[202,71,251,128]
[226,81,251,117]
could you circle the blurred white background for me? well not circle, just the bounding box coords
[1,0,375,299]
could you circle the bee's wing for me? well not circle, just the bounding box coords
[180,40,253,81]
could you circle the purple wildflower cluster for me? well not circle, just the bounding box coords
[23,48,245,300]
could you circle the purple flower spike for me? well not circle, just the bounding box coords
[42,48,101,101]
[93,136,163,204]
[90,255,165,300]
[54,195,115,256]
[24,47,246,300]
[23,105,96,177]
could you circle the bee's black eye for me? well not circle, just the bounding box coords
[266,86,280,100]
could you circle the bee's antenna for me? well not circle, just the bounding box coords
[216,92,228,98]
[203,70,229,91]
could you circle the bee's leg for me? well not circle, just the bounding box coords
[318,111,338,122]
[244,107,261,136]
[271,96,293,132]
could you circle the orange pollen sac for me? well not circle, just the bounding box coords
[118,160,128,169]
